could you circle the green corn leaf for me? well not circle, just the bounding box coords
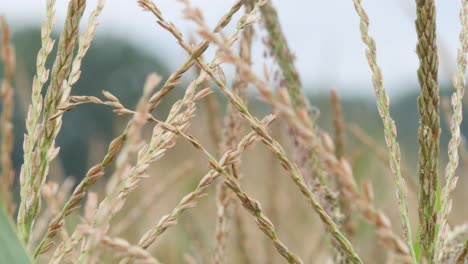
[0,206,31,264]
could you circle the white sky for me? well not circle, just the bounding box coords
[1,0,463,97]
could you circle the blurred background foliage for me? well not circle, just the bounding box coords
[0,27,464,181]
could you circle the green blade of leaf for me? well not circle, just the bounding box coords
[0,206,31,264]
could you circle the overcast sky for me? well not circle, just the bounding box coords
[1,0,463,97]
